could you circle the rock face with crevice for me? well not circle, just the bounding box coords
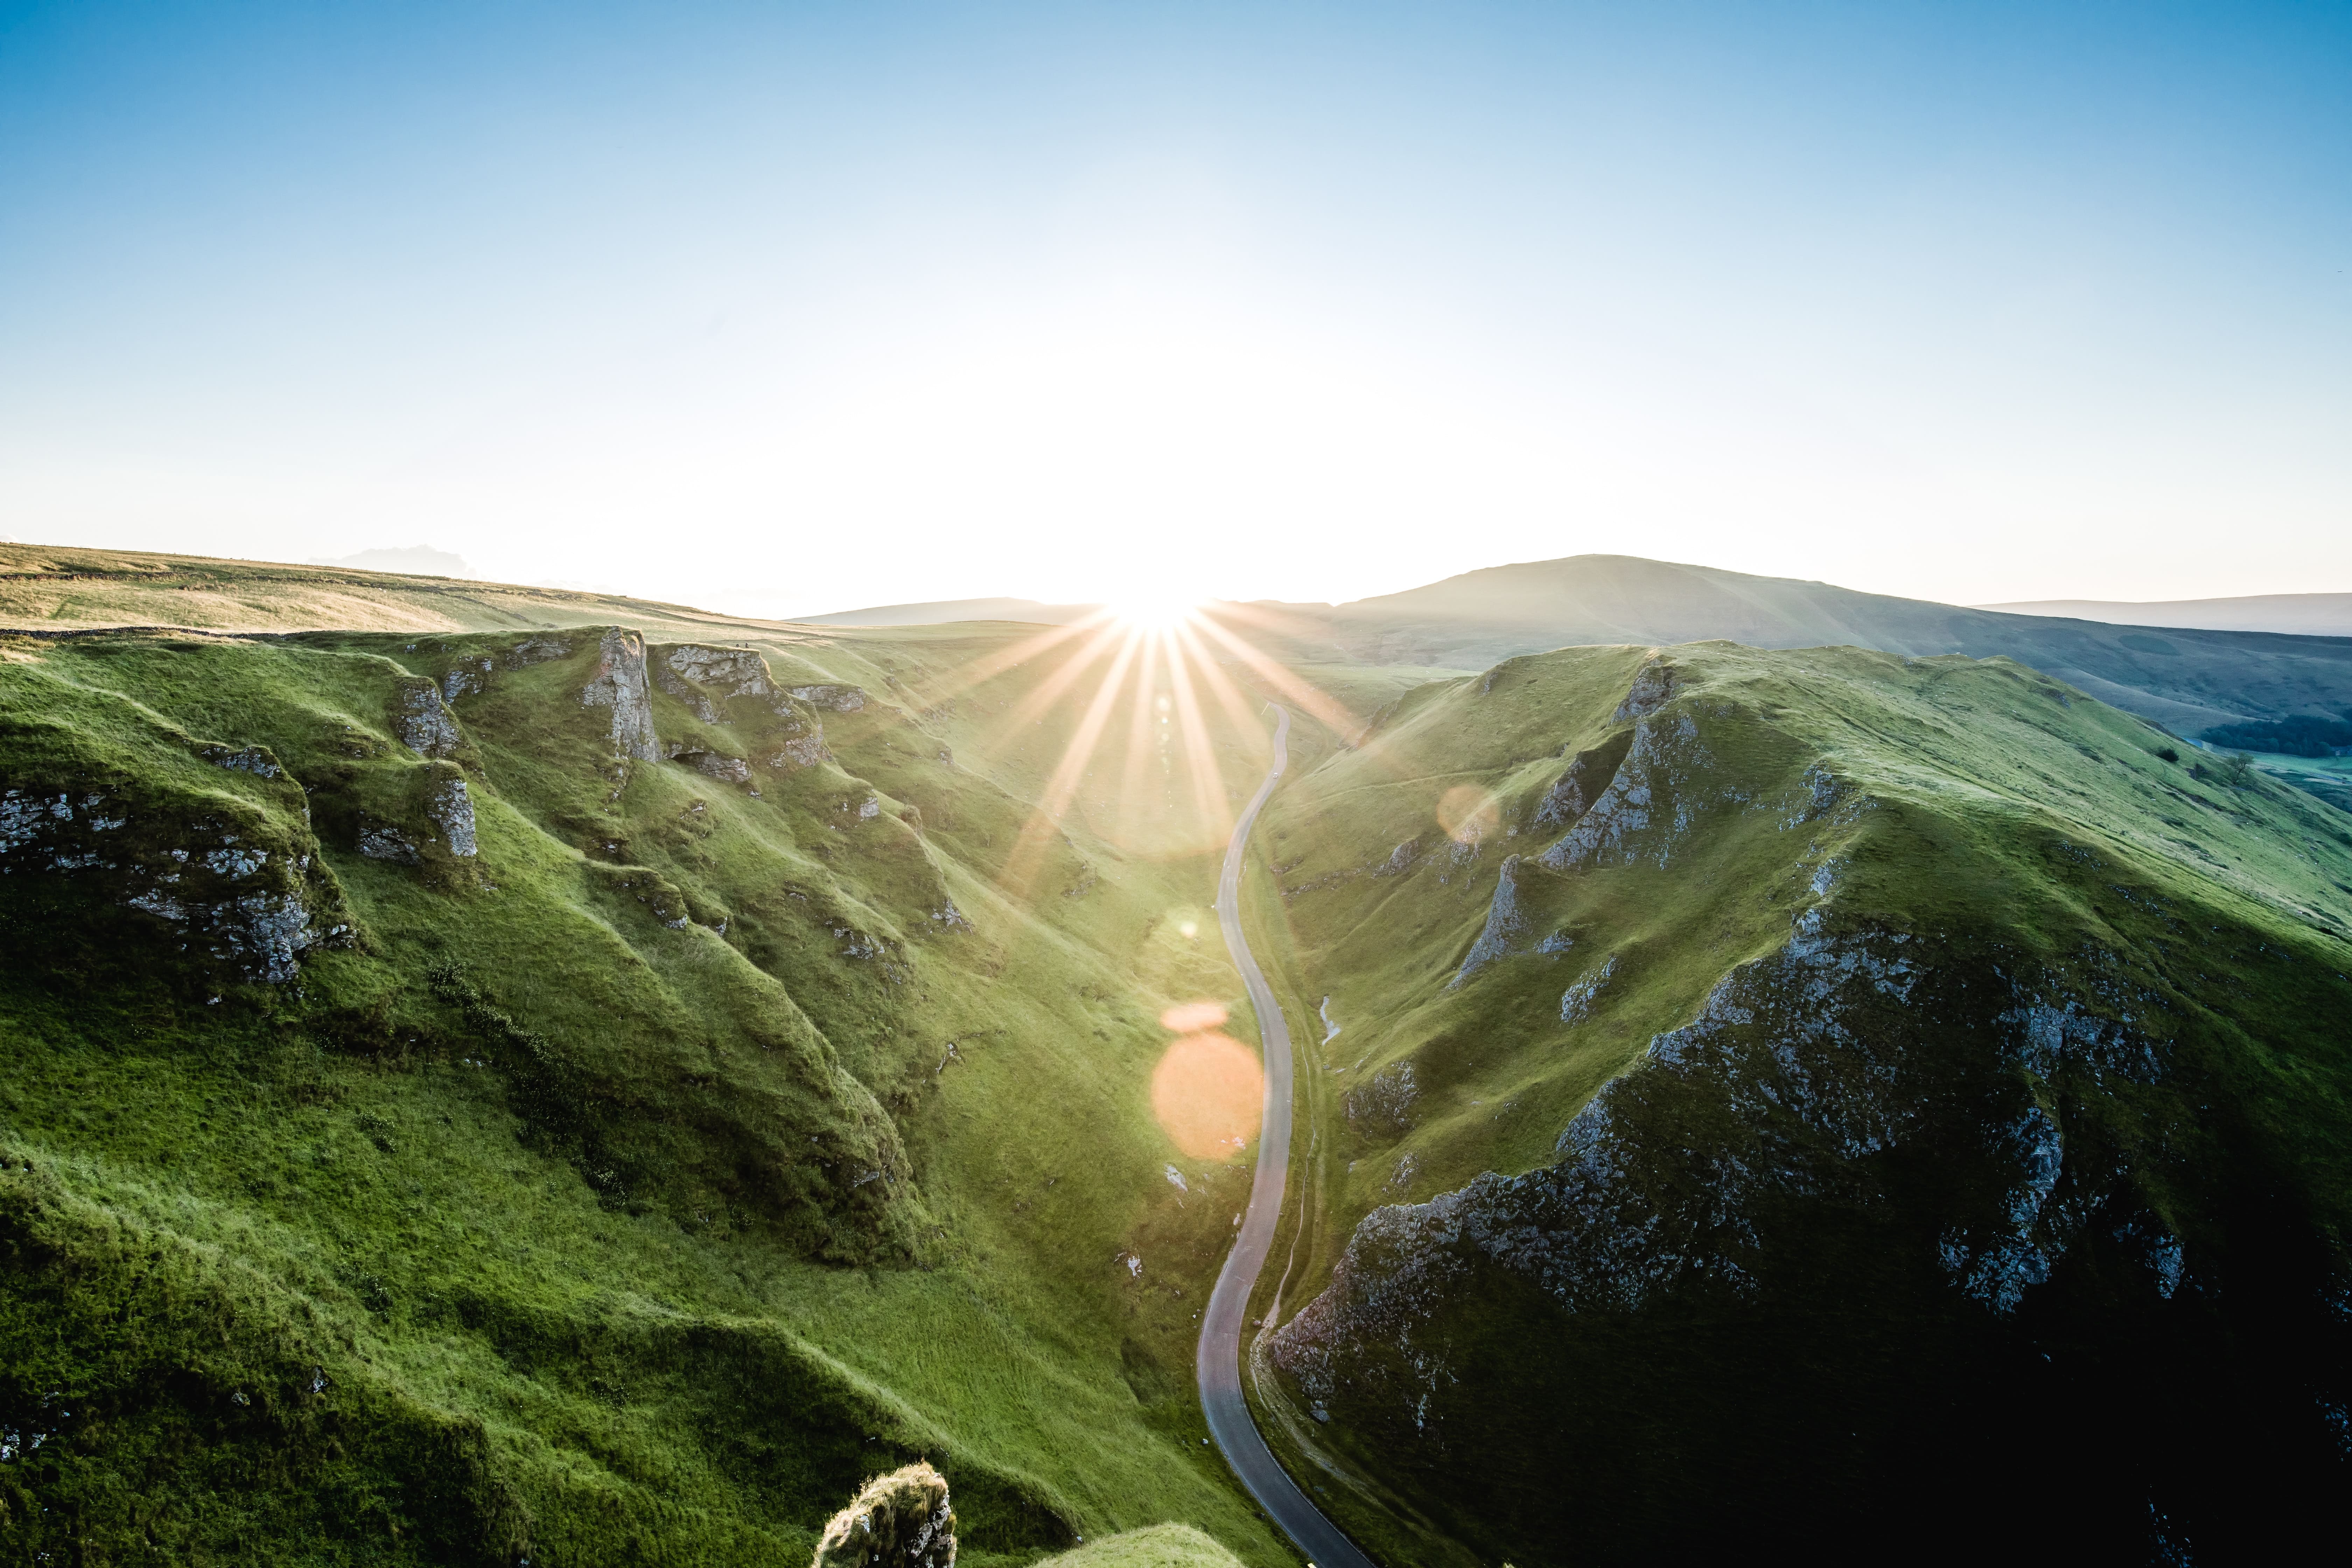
[1450,855,1526,988]
[1533,729,1633,830]
[1612,655,1675,720]
[644,642,852,782]
[658,644,775,721]
[1283,922,2177,1357]
[1531,714,1704,873]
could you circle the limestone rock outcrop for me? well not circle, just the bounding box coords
[2,783,346,983]
[581,628,660,761]
[395,678,463,758]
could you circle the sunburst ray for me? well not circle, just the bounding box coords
[1186,608,1362,737]
[996,627,1149,897]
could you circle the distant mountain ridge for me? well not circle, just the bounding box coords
[11,541,2352,739]
[793,596,1101,627]
[1979,592,2352,638]
[306,544,472,577]
[1263,554,2352,736]
[792,558,2352,738]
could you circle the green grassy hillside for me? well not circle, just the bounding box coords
[12,566,2352,1567]
[0,621,1289,1566]
[1246,641,2352,1564]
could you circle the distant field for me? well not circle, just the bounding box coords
[2245,749,2352,812]
[0,541,816,640]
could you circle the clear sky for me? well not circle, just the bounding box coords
[2,1,2346,618]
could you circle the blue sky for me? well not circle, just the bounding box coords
[2,1,2346,616]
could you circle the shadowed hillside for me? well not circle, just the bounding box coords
[1240,641,2352,1564]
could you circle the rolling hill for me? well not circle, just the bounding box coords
[14,542,2352,742]
[794,599,1102,628]
[1259,554,2352,736]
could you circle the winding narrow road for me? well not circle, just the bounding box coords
[1197,705,1378,1568]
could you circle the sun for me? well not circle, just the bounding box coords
[1106,589,1202,632]
[917,582,1361,899]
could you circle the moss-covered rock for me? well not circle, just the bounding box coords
[812,1462,957,1568]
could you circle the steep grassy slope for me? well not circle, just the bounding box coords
[0,621,1292,1565]
[1256,553,2352,734]
[1244,642,2352,1565]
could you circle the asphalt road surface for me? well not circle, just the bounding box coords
[1196,704,1379,1568]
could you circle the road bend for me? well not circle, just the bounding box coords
[1197,704,1378,1568]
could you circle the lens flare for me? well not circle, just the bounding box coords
[1150,1031,1264,1160]
[1160,1000,1231,1033]
[1437,783,1500,846]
